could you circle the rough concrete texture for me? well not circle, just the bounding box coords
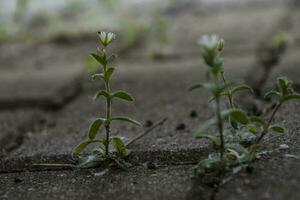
[2,56,256,165]
[132,0,291,59]
[0,43,85,109]
[1,0,300,199]
[0,166,203,200]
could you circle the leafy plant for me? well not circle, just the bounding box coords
[72,31,142,169]
[190,34,299,186]
[254,77,300,143]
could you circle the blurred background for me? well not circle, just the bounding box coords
[0,0,299,109]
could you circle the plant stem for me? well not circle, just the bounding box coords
[104,66,112,156]
[214,75,225,162]
[256,102,282,143]
[221,72,234,108]
[216,96,225,162]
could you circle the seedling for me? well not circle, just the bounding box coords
[190,34,300,186]
[255,77,300,143]
[72,31,142,169]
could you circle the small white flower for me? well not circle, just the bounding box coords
[98,31,116,46]
[198,34,223,51]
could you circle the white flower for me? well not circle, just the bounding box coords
[198,34,224,51]
[98,31,116,46]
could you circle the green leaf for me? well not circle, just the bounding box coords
[112,136,128,157]
[104,67,115,81]
[249,116,267,129]
[93,90,111,101]
[222,109,248,124]
[264,90,281,99]
[88,118,106,140]
[269,125,285,135]
[247,124,258,134]
[230,118,239,129]
[231,84,253,95]
[197,157,220,171]
[111,117,142,126]
[229,109,249,124]
[189,83,212,91]
[91,73,104,80]
[243,144,260,162]
[111,91,134,101]
[277,77,292,95]
[72,140,102,157]
[281,94,300,103]
[91,53,106,66]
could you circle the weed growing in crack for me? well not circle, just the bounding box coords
[255,77,300,143]
[72,31,142,169]
[190,34,300,186]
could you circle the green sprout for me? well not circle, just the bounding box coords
[191,34,300,186]
[72,31,142,169]
[254,77,300,143]
[190,34,253,184]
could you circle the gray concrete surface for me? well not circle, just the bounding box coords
[0,0,300,199]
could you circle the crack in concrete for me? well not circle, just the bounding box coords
[0,148,209,174]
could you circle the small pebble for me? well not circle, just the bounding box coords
[14,177,22,183]
[132,181,138,185]
[189,110,198,118]
[145,120,153,127]
[93,169,109,177]
[244,179,251,184]
[176,123,186,130]
[279,144,289,150]
[147,162,158,170]
[246,165,254,173]
[284,154,299,159]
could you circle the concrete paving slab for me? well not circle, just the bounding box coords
[0,43,85,109]
[0,165,213,200]
[135,1,291,59]
[0,56,255,171]
[0,109,48,157]
[1,48,299,169]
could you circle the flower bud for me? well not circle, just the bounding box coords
[98,31,116,47]
[217,39,225,51]
[198,34,222,51]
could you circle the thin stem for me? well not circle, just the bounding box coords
[214,75,225,162]
[216,96,225,162]
[221,72,234,108]
[256,102,282,143]
[104,65,112,156]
